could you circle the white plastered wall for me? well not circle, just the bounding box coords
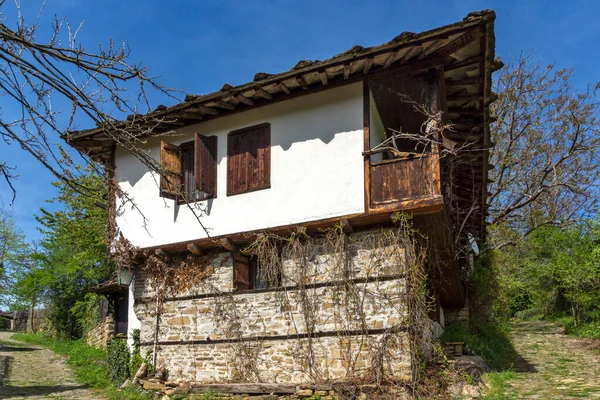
[127,277,142,351]
[115,83,365,248]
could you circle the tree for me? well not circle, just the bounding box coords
[0,1,174,205]
[488,55,600,246]
[494,221,600,327]
[13,167,112,338]
[0,208,30,307]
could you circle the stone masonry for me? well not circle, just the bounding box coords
[133,229,416,385]
[87,314,115,348]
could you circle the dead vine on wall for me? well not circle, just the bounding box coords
[135,215,433,395]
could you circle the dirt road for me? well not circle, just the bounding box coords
[500,320,600,399]
[0,331,103,399]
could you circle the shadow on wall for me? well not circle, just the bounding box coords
[118,84,362,190]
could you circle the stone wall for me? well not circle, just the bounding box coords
[133,229,419,385]
[87,314,115,349]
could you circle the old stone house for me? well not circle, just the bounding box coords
[65,10,497,388]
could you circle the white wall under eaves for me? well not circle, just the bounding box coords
[114,82,365,248]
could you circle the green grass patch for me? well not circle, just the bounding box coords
[440,322,516,370]
[545,315,600,339]
[12,332,151,400]
[481,371,517,400]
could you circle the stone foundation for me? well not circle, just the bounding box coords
[132,229,421,385]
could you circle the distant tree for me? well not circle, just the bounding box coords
[13,167,112,338]
[0,208,30,307]
[488,55,600,246]
[495,221,600,327]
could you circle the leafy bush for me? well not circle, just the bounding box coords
[107,338,130,386]
[130,329,143,379]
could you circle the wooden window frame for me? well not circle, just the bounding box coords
[232,252,281,292]
[177,140,216,204]
[226,122,271,196]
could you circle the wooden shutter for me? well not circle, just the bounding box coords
[233,253,250,290]
[227,123,270,196]
[194,133,218,197]
[159,141,182,200]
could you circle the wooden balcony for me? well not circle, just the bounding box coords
[368,154,442,212]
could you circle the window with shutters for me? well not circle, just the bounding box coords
[159,133,218,202]
[233,253,280,291]
[227,123,271,196]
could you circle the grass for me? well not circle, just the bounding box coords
[481,371,518,400]
[440,321,520,399]
[12,332,152,400]
[440,321,516,371]
[544,314,600,339]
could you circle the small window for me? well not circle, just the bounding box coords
[233,253,280,291]
[227,123,271,196]
[159,134,217,202]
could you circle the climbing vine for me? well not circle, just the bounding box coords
[135,215,433,396]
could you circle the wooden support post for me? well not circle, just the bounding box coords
[277,83,291,94]
[236,95,254,106]
[215,100,235,110]
[343,64,350,80]
[319,71,328,86]
[154,249,168,259]
[187,243,203,256]
[363,58,373,74]
[255,89,273,100]
[296,76,308,90]
[340,219,353,235]
[194,105,219,115]
[219,238,236,252]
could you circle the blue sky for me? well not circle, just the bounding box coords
[1,0,599,243]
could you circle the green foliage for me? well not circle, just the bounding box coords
[0,209,32,307]
[481,371,518,400]
[493,221,600,330]
[107,338,131,386]
[441,322,516,371]
[12,167,113,338]
[70,293,104,336]
[129,329,143,379]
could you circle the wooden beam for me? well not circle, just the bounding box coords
[447,93,482,103]
[219,238,236,251]
[193,105,219,115]
[319,71,328,86]
[400,45,423,63]
[447,107,482,116]
[187,243,203,256]
[214,100,235,110]
[343,64,350,80]
[235,95,254,106]
[383,52,396,68]
[340,219,353,235]
[363,58,373,74]
[255,88,273,100]
[169,112,204,120]
[444,55,482,72]
[296,76,308,90]
[434,26,484,58]
[445,77,480,86]
[277,83,291,94]
[154,249,168,259]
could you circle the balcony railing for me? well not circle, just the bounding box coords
[369,154,441,209]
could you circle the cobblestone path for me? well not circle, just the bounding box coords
[502,320,600,399]
[0,331,104,399]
